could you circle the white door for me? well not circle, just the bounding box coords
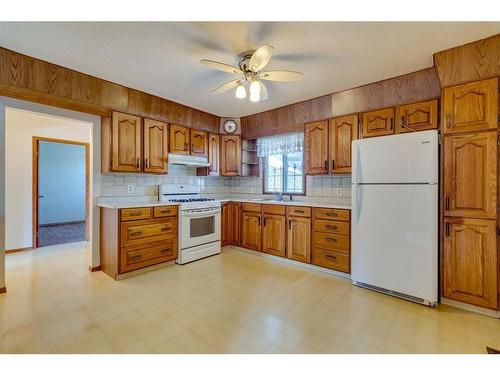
[352,130,438,184]
[351,183,438,303]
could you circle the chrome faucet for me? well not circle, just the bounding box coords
[272,191,284,201]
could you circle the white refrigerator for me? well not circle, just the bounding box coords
[351,130,438,306]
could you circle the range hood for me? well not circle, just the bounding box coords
[168,153,210,167]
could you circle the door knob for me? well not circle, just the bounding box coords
[38,195,44,198]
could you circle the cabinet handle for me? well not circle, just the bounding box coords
[258,217,261,226]
[294,210,305,214]
[326,212,338,217]
[445,195,450,210]
[389,118,393,130]
[161,226,171,232]
[129,254,142,261]
[145,158,149,169]
[326,225,338,230]
[446,113,451,128]
[325,254,337,261]
[331,159,335,171]
[445,222,450,237]
[130,212,142,216]
[400,116,405,126]
[191,143,195,152]
[326,237,337,242]
[160,210,170,214]
[288,219,292,230]
[160,249,172,254]
[184,142,188,151]
[130,231,143,237]
[324,160,328,171]
[136,157,140,169]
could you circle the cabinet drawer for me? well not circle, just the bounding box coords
[313,208,350,221]
[262,204,285,215]
[313,248,350,273]
[314,232,350,253]
[242,203,262,213]
[120,239,177,273]
[121,207,152,221]
[286,206,311,218]
[314,219,349,235]
[153,206,178,218]
[120,218,177,247]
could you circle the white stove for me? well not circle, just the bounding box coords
[159,185,221,264]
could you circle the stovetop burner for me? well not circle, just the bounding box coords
[168,197,215,203]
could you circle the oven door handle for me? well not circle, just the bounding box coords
[182,208,221,217]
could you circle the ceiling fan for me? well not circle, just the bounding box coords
[200,44,304,102]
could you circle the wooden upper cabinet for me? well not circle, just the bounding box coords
[444,132,497,219]
[220,135,241,176]
[262,214,286,257]
[361,108,395,138]
[111,111,142,172]
[305,120,328,174]
[329,115,358,174]
[169,124,190,155]
[287,216,311,263]
[143,118,168,174]
[190,129,208,157]
[241,211,261,251]
[443,217,497,309]
[442,78,498,134]
[207,133,220,175]
[396,99,438,133]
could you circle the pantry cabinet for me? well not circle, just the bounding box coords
[221,202,241,246]
[361,107,395,138]
[396,99,438,133]
[169,124,190,155]
[220,135,241,176]
[443,217,497,309]
[143,118,169,174]
[110,112,142,172]
[304,120,328,174]
[443,131,497,219]
[329,114,358,174]
[442,78,498,134]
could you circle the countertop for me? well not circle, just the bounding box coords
[97,196,351,210]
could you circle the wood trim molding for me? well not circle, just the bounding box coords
[88,265,101,272]
[5,247,32,254]
[0,287,6,294]
[0,46,220,133]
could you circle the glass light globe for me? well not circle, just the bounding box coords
[235,84,246,99]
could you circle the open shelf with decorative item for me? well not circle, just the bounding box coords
[242,139,260,177]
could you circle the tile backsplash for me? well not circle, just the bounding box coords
[99,164,351,199]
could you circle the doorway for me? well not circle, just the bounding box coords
[32,137,90,248]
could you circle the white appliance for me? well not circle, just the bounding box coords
[351,130,438,306]
[159,184,221,264]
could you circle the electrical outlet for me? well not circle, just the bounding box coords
[336,188,342,196]
[127,184,134,194]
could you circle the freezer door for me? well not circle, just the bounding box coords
[351,184,438,303]
[352,130,438,184]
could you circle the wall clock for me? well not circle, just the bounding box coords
[223,119,238,134]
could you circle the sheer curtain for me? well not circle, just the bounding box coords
[256,132,304,157]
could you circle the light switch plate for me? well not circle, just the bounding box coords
[336,188,342,196]
[128,185,134,194]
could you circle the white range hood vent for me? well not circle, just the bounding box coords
[168,153,210,167]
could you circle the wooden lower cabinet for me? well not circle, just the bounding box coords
[241,210,261,251]
[443,217,497,309]
[287,216,311,263]
[221,202,241,246]
[262,213,286,257]
[100,205,178,279]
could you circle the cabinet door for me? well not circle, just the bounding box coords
[111,112,142,172]
[396,99,438,133]
[241,211,261,251]
[190,129,208,157]
[143,118,168,174]
[329,115,358,174]
[361,108,395,138]
[287,217,311,263]
[169,124,190,155]
[442,78,498,134]
[208,133,220,175]
[443,218,497,309]
[230,202,241,245]
[444,132,497,219]
[220,135,241,176]
[221,202,231,246]
[262,214,286,257]
[305,121,328,174]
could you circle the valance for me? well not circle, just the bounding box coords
[256,132,304,158]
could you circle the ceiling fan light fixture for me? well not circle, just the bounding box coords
[250,91,260,102]
[249,79,261,96]
[235,84,246,99]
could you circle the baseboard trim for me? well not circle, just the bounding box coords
[88,265,101,272]
[0,286,6,294]
[441,297,500,319]
[5,247,33,254]
[227,245,351,280]
[39,220,85,227]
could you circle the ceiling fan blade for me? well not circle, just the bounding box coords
[212,79,241,95]
[259,81,269,101]
[200,59,242,75]
[249,44,273,72]
[259,70,304,82]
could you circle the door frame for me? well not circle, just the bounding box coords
[32,136,90,248]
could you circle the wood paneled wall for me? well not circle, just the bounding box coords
[434,33,500,88]
[241,68,441,139]
[0,47,220,133]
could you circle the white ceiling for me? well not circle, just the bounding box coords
[0,22,499,117]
